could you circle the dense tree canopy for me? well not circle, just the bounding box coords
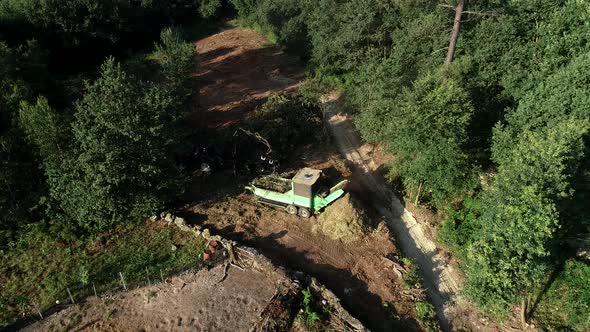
[0,0,207,70]
[19,30,196,235]
[0,1,208,242]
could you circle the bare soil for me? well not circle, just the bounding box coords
[24,264,282,332]
[182,25,425,331]
[191,27,303,130]
[185,194,420,331]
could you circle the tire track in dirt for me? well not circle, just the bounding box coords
[321,93,465,331]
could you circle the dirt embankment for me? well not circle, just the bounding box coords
[322,93,485,331]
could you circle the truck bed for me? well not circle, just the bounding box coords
[252,175,291,193]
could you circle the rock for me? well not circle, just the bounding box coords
[174,217,186,228]
[160,212,167,219]
[174,217,192,233]
[577,248,590,262]
[164,213,174,223]
[149,215,158,222]
[359,144,374,155]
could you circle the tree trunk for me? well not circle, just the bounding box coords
[445,0,465,65]
[520,297,529,329]
[414,181,423,206]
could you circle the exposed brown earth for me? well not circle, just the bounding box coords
[192,27,303,130]
[184,25,425,331]
[24,263,281,332]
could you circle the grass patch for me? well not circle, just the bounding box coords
[534,259,590,331]
[229,18,278,46]
[0,220,206,328]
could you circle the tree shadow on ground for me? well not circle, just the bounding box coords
[198,46,236,65]
[193,44,303,126]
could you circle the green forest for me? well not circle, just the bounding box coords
[0,0,221,326]
[231,0,590,329]
[1,0,589,330]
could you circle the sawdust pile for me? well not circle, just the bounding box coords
[316,194,367,242]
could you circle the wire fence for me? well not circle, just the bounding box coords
[10,263,200,329]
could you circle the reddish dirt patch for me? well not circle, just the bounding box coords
[193,27,304,129]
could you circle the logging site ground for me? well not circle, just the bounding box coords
[14,24,515,332]
[186,26,435,331]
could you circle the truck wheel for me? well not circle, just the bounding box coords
[286,205,298,215]
[298,208,311,218]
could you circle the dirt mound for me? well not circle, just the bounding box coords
[316,194,367,243]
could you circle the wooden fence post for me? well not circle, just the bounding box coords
[66,288,75,304]
[145,267,151,287]
[119,272,127,291]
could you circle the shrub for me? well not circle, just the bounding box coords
[379,70,478,209]
[438,197,481,260]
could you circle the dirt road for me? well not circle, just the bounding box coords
[321,93,466,330]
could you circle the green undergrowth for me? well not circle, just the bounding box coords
[296,287,331,331]
[415,301,438,332]
[400,258,440,331]
[0,221,206,328]
[534,259,590,331]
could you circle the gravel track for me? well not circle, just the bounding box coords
[321,94,465,331]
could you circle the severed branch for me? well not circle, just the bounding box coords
[236,127,273,155]
[463,10,501,16]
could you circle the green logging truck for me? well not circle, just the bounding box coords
[245,168,348,218]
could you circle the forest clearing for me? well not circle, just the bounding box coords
[1,1,589,331]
